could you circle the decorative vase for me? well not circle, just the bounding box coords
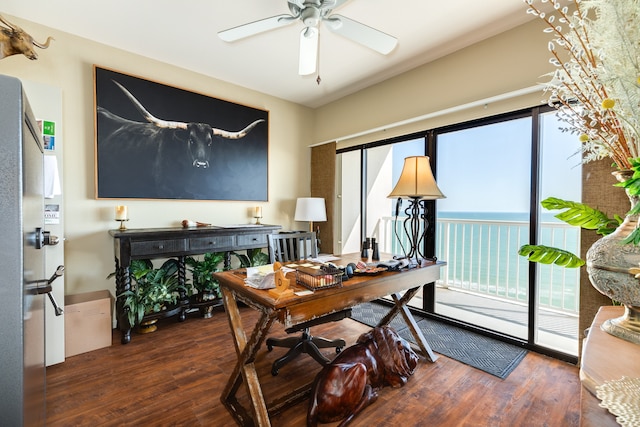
[586,170,640,344]
[138,318,158,334]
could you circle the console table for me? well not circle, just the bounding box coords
[109,224,281,344]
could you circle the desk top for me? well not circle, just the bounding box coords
[213,254,445,328]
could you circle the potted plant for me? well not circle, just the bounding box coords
[231,248,269,268]
[186,252,225,299]
[527,0,640,343]
[185,252,225,318]
[117,258,187,332]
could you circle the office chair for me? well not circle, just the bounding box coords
[265,232,351,375]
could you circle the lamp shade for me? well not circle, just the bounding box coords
[388,156,445,200]
[294,197,327,222]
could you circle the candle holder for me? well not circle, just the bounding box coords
[253,206,263,225]
[116,218,129,230]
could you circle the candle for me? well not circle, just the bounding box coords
[254,206,262,218]
[115,205,128,220]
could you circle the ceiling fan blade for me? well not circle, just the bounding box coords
[320,0,350,13]
[288,0,305,10]
[299,27,319,76]
[218,14,296,42]
[324,14,397,55]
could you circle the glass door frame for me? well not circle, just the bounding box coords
[336,105,578,364]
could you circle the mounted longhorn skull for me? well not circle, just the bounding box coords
[0,15,53,60]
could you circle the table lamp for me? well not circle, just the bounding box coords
[388,156,445,263]
[294,197,326,232]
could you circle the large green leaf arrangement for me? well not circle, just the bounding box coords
[615,158,640,244]
[518,197,622,268]
[518,244,585,268]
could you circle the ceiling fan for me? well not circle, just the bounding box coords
[218,0,398,76]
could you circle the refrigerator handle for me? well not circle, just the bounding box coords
[31,265,65,316]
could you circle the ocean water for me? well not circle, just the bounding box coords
[431,211,580,312]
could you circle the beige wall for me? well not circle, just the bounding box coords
[0,15,314,297]
[314,19,553,147]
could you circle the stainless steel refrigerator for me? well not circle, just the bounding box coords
[0,74,63,426]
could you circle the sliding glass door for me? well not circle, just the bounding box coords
[434,116,534,340]
[433,110,581,355]
[533,111,581,354]
[336,107,581,357]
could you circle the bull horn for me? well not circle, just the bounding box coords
[0,15,18,31]
[112,80,188,130]
[33,36,54,49]
[212,119,265,139]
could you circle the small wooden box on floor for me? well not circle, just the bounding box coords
[64,290,113,357]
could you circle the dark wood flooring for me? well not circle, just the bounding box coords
[46,305,581,426]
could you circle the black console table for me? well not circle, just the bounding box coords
[109,224,281,344]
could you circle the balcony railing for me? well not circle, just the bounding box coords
[372,216,580,315]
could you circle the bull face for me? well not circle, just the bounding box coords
[184,124,214,168]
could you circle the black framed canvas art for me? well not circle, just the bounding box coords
[94,66,269,201]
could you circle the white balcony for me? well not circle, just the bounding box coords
[372,215,580,355]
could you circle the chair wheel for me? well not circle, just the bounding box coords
[336,346,343,354]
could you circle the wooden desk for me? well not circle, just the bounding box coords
[580,306,640,426]
[214,255,445,427]
[109,224,281,344]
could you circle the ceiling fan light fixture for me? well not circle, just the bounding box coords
[301,6,321,27]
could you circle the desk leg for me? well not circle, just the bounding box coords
[376,287,438,362]
[220,286,276,427]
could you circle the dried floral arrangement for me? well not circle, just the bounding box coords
[525,0,640,170]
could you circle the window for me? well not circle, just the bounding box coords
[336,106,581,359]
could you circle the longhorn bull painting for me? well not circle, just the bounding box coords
[95,67,269,200]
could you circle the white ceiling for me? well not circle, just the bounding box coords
[2,0,538,108]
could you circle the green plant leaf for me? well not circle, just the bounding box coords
[541,197,618,232]
[614,159,640,196]
[231,249,268,267]
[622,227,640,245]
[518,244,585,268]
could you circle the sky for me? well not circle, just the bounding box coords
[432,112,582,215]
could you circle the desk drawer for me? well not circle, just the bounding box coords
[189,236,235,251]
[131,239,187,256]
[237,233,267,247]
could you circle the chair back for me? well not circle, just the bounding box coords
[267,232,318,263]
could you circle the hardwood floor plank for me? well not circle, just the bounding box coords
[46,307,580,426]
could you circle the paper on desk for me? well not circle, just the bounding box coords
[244,264,275,289]
[243,264,295,289]
[309,255,340,263]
